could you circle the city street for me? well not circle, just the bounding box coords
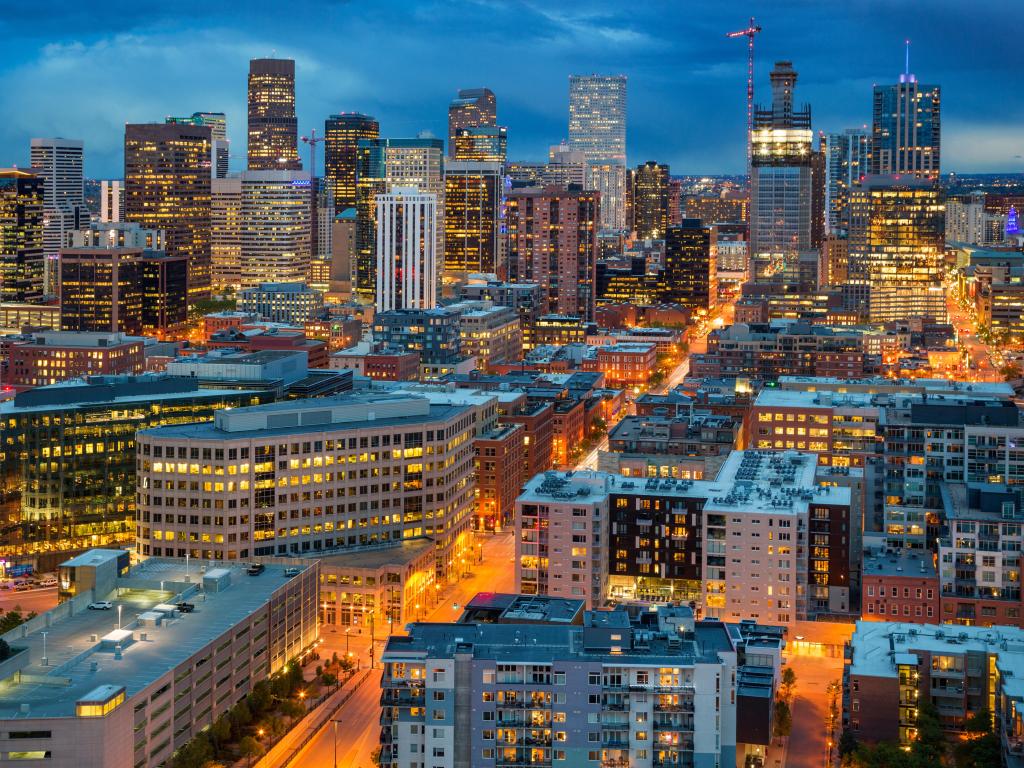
[0,586,57,616]
[783,622,854,768]
[946,281,1003,381]
[291,532,515,768]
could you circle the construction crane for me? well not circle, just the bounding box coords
[726,17,762,172]
[300,128,324,178]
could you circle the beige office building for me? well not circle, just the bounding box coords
[135,393,486,580]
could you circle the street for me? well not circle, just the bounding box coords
[291,532,516,768]
[946,280,1003,381]
[0,586,57,616]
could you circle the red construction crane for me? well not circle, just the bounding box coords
[300,128,324,178]
[726,17,762,172]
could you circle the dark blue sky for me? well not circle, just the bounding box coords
[1,0,1021,178]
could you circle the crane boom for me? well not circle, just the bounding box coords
[726,17,761,175]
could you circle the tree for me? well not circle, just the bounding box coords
[280,699,305,720]
[772,699,792,739]
[171,734,213,768]
[238,736,264,765]
[780,666,797,701]
[247,681,273,715]
[321,672,338,688]
[208,715,232,754]
[838,729,858,762]
[229,699,252,729]
[1000,363,1021,381]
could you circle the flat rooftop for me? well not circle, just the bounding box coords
[848,621,1024,680]
[862,547,937,579]
[316,538,435,571]
[0,559,310,719]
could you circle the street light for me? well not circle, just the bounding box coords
[332,718,342,768]
[117,605,122,631]
[40,631,47,666]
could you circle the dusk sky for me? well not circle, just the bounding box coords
[2,0,1022,178]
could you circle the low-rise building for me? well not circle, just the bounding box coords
[239,281,325,324]
[166,349,311,393]
[329,343,420,381]
[453,303,522,370]
[7,331,144,389]
[473,424,526,532]
[206,327,329,368]
[580,342,657,388]
[0,550,317,768]
[844,620,1024,761]
[0,375,269,567]
[861,545,939,623]
[135,393,482,581]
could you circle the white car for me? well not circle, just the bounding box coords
[39,578,57,587]
[87,601,112,610]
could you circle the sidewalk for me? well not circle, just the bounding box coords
[252,669,371,768]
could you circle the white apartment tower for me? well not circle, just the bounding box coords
[375,186,439,312]
[100,180,124,223]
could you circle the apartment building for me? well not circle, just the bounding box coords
[135,392,486,580]
[844,620,1024,763]
[454,304,522,370]
[690,321,868,380]
[516,449,852,625]
[861,546,939,623]
[938,483,1024,628]
[599,413,741,481]
[379,594,783,768]
[7,331,144,389]
[473,424,526,533]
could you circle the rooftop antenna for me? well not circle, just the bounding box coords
[904,39,910,77]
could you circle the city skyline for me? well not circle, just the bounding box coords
[1,1,1021,178]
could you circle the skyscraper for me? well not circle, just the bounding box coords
[569,74,627,231]
[375,187,439,312]
[450,126,507,163]
[632,161,670,240]
[324,113,379,211]
[871,59,940,179]
[124,123,213,300]
[29,137,85,295]
[0,169,44,304]
[661,219,716,311]
[447,88,496,158]
[247,58,300,171]
[100,180,124,223]
[824,128,871,233]
[443,161,503,274]
[506,184,598,321]
[848,175,945,323]
[354,137,444,301]
[166,112,229,178]
[749,61,813,281]
[210,170,313,288]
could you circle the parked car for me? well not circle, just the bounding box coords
[39,578,57,587]
[14,584,32,592]
[283,567,300,577]
[176,602,195,613]
[246,563,265,576]
[87,601,112,610]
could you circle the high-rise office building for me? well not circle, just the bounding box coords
[210,170,313,288]
[309,177,335,290]
[750,61,813,281]
[355,137,444,300]
[450,125,507,163]
[124,122,213,300]
[506,184,598,321]
[59,247,187,337]
[324,113,379,211]
[166,111,229,178]
[824,128,871,233]
[375,187,439,312]
[447,87,497,158]
[661,219,716,310]
[247,58,300,170]
[632,161,670,240]
[569,74,627,231]
[100,179,124,222]
[29,138,86,295]
[871,62,940,179]
[0,169,44,304]
[443,161,503,274]
[849,175,946,323]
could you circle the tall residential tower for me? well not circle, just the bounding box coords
[569,74,627,231]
